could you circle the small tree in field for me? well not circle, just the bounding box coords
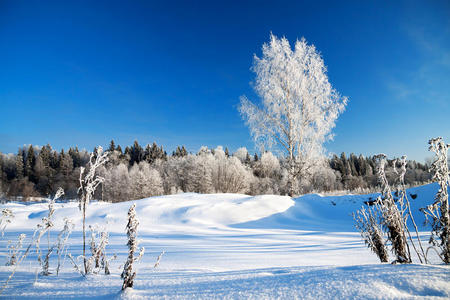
[239,33,347,196]
[78,146,108,274]
[421,137,450,263]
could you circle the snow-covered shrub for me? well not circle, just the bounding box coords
[311,167,339,192]
[212,147,253,193]
[121,203,144,290]
[103,163,130,202]
[421,137,450,263]
[129,161,164,199]
[153,157,185,194]
[233,147,250,163]
[185,153,214,193]
[250,177,278,195]
[353,207,388,262]
[254,151,280,178]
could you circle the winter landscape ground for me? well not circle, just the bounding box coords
[0,183,449,299]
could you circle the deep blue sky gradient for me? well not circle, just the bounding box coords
[0,0,449,161]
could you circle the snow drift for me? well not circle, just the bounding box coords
[0,183,449,299]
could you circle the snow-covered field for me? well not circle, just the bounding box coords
[1,183,449,299]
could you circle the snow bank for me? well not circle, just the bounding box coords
[3,193,294,233]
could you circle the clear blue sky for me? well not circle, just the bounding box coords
[1,0,449,162]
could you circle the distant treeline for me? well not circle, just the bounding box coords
[0,140,431,201]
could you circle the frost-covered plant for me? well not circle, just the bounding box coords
[153,250,165,269]
[1,208,14,237]
[47,188,64,247]
[239,33,347,196]
[35,187,64,274]
[5,234,26,266]
[212,149,253,193]
[78,146,108,274]
[394,156,427,263]
[104,253,117,275]
[128,162,164,199]
[1,236,34,294]
[41,247,54,276]
[121,203,144,290]
[374,154,410,263]
[421,137,450,263]
[88,225,114,274]
[353,207,388,262]
[56,218,74,275]
[67,253,84,276]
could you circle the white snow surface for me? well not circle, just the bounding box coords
[0,183,449,299]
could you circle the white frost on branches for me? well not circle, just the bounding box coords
[153,250,165,269]
[78,147,108,209]
[5,234,26,266]
[78,146,108,274]
[239,33,347,195]
[56,218,74,275]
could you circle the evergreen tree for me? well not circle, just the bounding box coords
[340,152,349,176]
[68,147,80,168]
[116,145,123,154]
[58,149,73,177]
[25,145,36,180]
[15,152,24,179]
[349,153,358,176]
[145,144,152,161]
[358,154,367,176]
[180,146,187,157]
[172,146,182,157]
[108,140,116,152]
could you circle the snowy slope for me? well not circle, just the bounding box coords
[236,184,435,232]
[0,183,449,299]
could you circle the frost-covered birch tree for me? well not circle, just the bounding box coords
[239,34,347,195]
